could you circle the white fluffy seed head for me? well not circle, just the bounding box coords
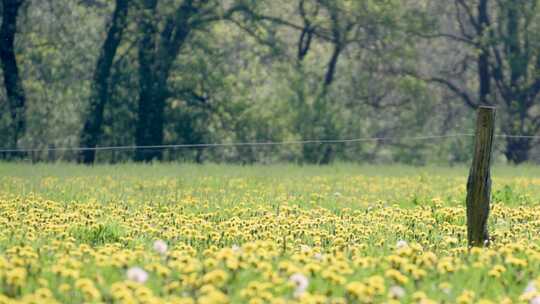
[127,267,148,283]
[396,240,408,249]
[525,281,537,294]
[389,286,406,299]
[523,281,540,304]
[289,273,309,298]
[313,253,323,261]
[153,240,168,254]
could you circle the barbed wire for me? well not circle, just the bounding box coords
[0,133,538,153]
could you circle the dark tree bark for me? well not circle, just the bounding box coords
[477,0,491,106]
[323,44,342,89]
[135,3,163,162]
[315,3,348,165]
[0,0,26,153]
[79,0,129,164]
[437,0,491,108]
[321,2,347,93]
[134,0,195,162]
[296,0,316,63]
[504,137,531,164]
[288,0,348,165]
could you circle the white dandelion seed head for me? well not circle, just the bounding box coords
[232,244,240,252]
[523,281,540,304]
[127,267,148,283]
[289,273,309,298]
[396,240,408,249]
[153,240,168,254]
[389,286,406,299]
[313,253,323,261]
[525,281,537,294]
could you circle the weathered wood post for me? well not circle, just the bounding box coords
[466,106,496,247]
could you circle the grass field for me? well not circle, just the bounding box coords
[1,163,540,303]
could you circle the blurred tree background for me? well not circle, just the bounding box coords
[0,0,539,164]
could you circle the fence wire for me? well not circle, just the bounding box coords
[0,133,539,153]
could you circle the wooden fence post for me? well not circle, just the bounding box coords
[466,106,496,247]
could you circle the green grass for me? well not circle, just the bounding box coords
[1,162,539,210]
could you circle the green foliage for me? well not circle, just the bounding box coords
[0,0,537,164]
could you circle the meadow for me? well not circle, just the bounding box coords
[1,163,540,303]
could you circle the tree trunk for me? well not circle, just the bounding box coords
[323,43,342,91]
[134,0,194,162]
[0,0,26,154]
[134,1,161,162]
[502,101,532,164]
[134,74,168,162]
[79,0,129,164]
[504,137,531,164]
[477,0,491,106]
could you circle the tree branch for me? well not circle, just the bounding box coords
[455,0,480,32]
[429,77,478,108]
[409,31,477,46]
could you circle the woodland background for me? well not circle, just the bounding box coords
[1,0,539,165]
